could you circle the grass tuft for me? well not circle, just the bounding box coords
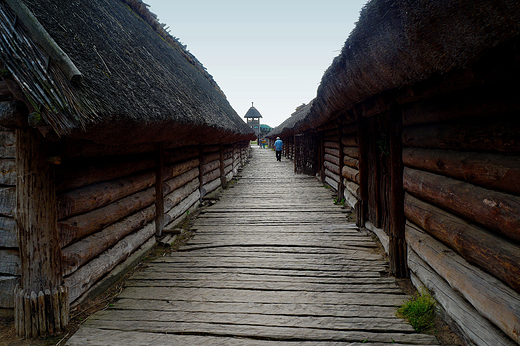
[397,287,437,332]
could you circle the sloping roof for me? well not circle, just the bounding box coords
[0,0,254,145]
[299,0,520,131]
[244,105,263,118]
[266,101,312,139]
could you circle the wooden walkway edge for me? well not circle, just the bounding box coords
[66,147,439,345]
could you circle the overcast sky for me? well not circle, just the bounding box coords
[146,0,368,128]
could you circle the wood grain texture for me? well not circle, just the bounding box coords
[66,147,438,345]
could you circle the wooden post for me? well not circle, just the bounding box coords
[15,127,69,337]
[155,142,164,237]
[198,144,204,200]
[219,143,227,188]
[388,103,407,277]
[356,114,368,228]
[319,134,325,182]
[338,132,345,201]
[293,134,297,173]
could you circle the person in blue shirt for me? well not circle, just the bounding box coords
[274,137,283,161]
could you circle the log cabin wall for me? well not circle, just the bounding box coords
[0,126,17,316]
[400,109,520,345]
[0,139,248,315]
[322,128,341,192]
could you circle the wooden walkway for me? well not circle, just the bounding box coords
[67,147,439,345]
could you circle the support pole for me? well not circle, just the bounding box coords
[356,112,368,228]
[219,143,227,188]
[15,127,68,337]
[388,103,408,277]
[155,142,164,237]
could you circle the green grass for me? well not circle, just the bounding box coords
[397,287,437,332]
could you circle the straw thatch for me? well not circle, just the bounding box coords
[244,104,263,119]
[0,0,253,144]
[300,0,520,130]
[266,101,312,139]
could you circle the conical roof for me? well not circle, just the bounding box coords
[244,103,263,118]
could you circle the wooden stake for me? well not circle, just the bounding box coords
[15,127,68,337]
[155,142,165,237]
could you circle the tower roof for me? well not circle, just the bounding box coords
[244,102,263,118]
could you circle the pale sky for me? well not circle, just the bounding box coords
[146,1,368,128]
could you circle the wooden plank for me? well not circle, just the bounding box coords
[0,216,16,248]
[406,222,520,343]
[408,248,517,346]
[404,167,520,242]
[0,275,18,308]
[64,223,155,303]
[68,327,437,346]
[0,187,15,217]
[405,193,520,292]
[0,159,15,185]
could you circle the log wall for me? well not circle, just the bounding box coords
[0,140,250,314]
[0,126,17,314]
[401,107,520,345]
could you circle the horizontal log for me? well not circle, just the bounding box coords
[404,168,520,242]
[324,176,338,191]
[345,181,360,199]
[0,159,15,185]
[324,153,340,166]
[0,276,18,308]
[343,188,358,210]
[406,223,520,344]
[64,223,155,303]
[202,159,220,175]
[403,147,520,196]
[342,166,360,184]
[164,190,200,227]
[343,146,359,159]
[58,171,154,220]
[223,157,233,168]
[0,216,17,248]
[324,141,339,149]
[202,168,220,185]
[323,161,339,175]
[323,128,341,137]
[224,164,233,176]
[405,193,520,293]
[62,205,156,276]
[57,159,199,220]
[163,168,199,197]
[203,152,220,164]
[325,169,340,184]
[341,135,357,147]
[365,221,389,255]
[0,249,20,275]
[0,130,15,160]
[408,251,515,346]
[164,178,199,216]
[0,187,15,217]
[203,178,221,196]
[59,187,155,247]
[402,118,520,152]
[163,146,199,164]
[56,155,155,192]
[402,84,520,127]
[343,156,359,169]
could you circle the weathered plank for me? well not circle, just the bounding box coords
[66,147,436,345]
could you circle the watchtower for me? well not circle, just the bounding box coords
[244,102,263,138]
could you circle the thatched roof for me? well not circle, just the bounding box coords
[0,0,254,145]
[266,101,313,139]
[299,0,520,130]
[244,104,263,119]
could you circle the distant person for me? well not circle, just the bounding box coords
[262,138,266,149]
[274,137,283,161]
